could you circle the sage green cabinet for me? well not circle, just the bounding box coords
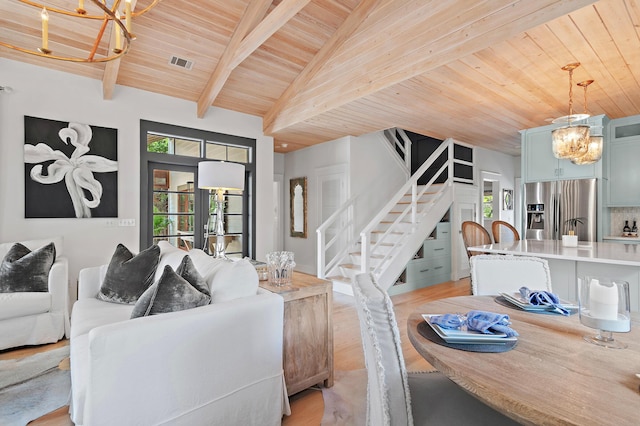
[606,115,640,207]
[393,222,451,293]
[521,115,608,183]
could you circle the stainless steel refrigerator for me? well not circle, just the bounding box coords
[524,178,597,241]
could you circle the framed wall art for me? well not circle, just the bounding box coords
[24,116,118,218]
[290,176,307,238]
[503,189,514,211]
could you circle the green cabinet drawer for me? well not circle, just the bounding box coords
[423,239,450,256]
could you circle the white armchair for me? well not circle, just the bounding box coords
[0,236,69,351]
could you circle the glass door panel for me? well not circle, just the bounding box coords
[152,168,196,250]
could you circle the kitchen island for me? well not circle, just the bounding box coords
[468,239,640,312]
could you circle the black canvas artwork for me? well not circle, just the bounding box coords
[24,116,118,218]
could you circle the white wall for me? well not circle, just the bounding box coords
[0,58,274,295]
[350,131,407,233]
[282,131,407,274]
[283,137,350,273]
[475,146,520,226]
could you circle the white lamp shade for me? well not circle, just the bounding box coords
[198,161,245,190]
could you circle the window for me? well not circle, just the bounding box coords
[483,194,494,219]
[140,121,256,258]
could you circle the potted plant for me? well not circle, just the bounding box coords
[562,217,584,247]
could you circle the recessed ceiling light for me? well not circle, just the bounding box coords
[281,143,288,148]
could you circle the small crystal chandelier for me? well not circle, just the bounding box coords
[0,0,160,63]
[551,63,590,159]
[571,79,603,165]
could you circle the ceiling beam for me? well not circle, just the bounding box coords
[264,0,597,135]
[102,40,121,99]
[196,0,272,118]
[197,0,311,118]
[263,0,386,133]
[102,0,138,100]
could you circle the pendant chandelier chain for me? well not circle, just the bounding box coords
[567,67,574,123]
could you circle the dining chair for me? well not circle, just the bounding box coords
[470,254,553,295]
[461,221,492,259]
[491,220,520,243]
[352,273,518,425]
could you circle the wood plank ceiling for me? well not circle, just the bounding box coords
[1,0,639,156]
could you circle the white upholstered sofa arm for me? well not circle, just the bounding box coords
[79,291,286,426]
[48,256,70,337]
[77,265,104,299]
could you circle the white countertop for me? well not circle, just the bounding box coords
[468,239,640,267]
[603,235,640,242]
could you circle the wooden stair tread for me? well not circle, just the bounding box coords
[396,200,429,205]
[326,275,352,283]
[349,252,383,258]
[357,241,394,246]
[339,263,360,270]
[380,220,412,224]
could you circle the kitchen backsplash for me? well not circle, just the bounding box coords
[610,207,640,235]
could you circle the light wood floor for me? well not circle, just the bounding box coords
[4,278,470,425]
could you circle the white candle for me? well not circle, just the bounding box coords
[125,0,132,32]
[41,8,49,51]
[589,278,618,320]
[115,11,122,51]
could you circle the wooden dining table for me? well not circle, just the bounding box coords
[407,296,640,426]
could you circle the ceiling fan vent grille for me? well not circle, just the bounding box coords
[169,56,194,70]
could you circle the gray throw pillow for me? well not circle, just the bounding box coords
[175,255,211,297]
[0,242,56,293]
[98,244,160,304]
[130,264,211,318]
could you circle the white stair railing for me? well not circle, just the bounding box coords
[316,195,356,279]
[383,128,412,170]
[316,137,455,285]
[360,139,453,277]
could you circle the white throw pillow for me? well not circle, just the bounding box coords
[209,258,259,303]
[153,241,189,284]
[187,249,228,282]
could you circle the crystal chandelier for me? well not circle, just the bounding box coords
[551,63,590,159]
[571,79,603,165]
[0,0,160,63]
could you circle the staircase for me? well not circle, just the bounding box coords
[316,137,456,295]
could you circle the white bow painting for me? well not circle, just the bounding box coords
[24,116,118,218]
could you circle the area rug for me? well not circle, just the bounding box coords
[0,345,71,426]
[321,369,367,425]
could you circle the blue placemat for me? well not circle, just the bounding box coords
[494,295,578,315]
[416,321,517,353]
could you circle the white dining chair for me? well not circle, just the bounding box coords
[470,254,553,296]
[353,273,517,425]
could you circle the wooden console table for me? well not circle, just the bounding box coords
[260,272,334,395]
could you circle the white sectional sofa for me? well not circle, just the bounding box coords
[70,243,290,426]
[0,237,69,351]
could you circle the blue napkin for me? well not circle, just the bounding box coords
[519,287,570,316]
[466,310,519,337]
[429,313,465,329]
[431,311,518,337]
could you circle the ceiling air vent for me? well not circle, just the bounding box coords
[169,55,194,71]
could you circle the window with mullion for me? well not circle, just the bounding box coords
[140,120,255,258]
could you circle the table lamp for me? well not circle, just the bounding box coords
[198,161,245,259]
